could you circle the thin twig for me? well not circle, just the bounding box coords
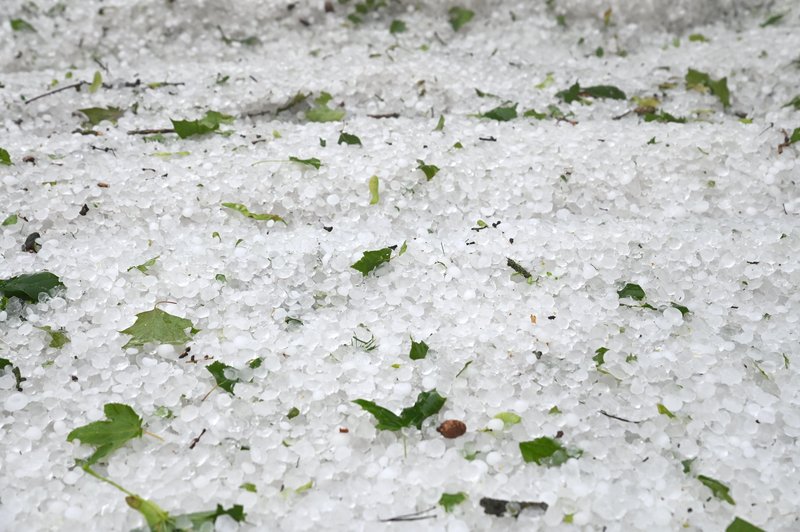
[127,128,176,135]
[188,428,207,449]
[599,410,641,424]
[612,109,632,120]
[25,81,88,105]
[201,383,220,402]
[367,112,400,119]
[379,506,437,522]
[507,258,532,279]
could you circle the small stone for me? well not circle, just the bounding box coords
[436,419,467,439]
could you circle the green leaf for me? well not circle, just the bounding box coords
[306,92,345,122]
[79,107,124,127]
[581,85,626,100]
[433,115,445,131]
[154,406,173,419]
[389,20,406,34]
[494,412,522,426]
[368,175,380,205]
[519,437,582,466]
[784,95,800,110]
[548,406,561,415]
[337,132,362,146]
[417,160,440,180]
[240,483,257,493]
[480,103,518,121]
[760,13,784,27]
[726,517,765,532]
[206,360,240,395]
[214,273,226,283]
[681,458,695,474]
[0,358,26,391]
[697,475,735,504]
[295,481,313,494]
[523,109,547,119]
[351,247,392,276]
[0,148,11,165]
[657,403,676,418]
[475,88,500,98]
[439,492,468,512]
[171,110,234,138]
[449,7,474,31]
[398,240,408,255]
[89,71,102,94]
[127,256,158,274]
[617,283,646,301]
[409,338,429,360]
[556,83,582,103]
[789,128,800,145]
[353,399,407,431]
[685,69,730,108]
[399,389,446,429]
[287,407,300,420]
[119,308,195,348]
[248,357,262,369]
[688,33,709,42]
[221,202,286,224]
[67,403,144,466]
[593,347,608,367]
[2,214,18,225]
[671,302,690,316]
[175,504,246,528]
[288,156,322,169]
[37,325,70,348]
[643,110,687,123]
[535,72,555,89]
[10,19,36,32]
[0,272,64,302]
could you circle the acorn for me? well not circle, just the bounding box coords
[436,419,467,439]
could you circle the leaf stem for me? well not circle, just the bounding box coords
[24,81,88,105]
[82,465,136,496]
[144,430,164,441]
[153,300,177,307]
[201,383,220,402]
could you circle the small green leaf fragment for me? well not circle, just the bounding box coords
[206,361,239,395]
[398,240,408,256]
[37,325,70,348]
[351,247,392,276]
[417,160,440,180]
[240,483,257,493]
[697,475,735,504]
[548,406,561,415]
[480,103,518,121]
[643,110,687,123]
[784,95,800,110]
[434,115,445,131]
[306,92,345,122]
[127,256,158,274]
[657,403,676,418]
[0,148,11,166]
[617,283,646,301]
[10,19,36,32]
[66,403,144,466]
[337,132,362,146]
[681,458,695,474]
[175,504,246,528]
[439,492,468,512]
[685,69,730,107]
[288,156,322,169]
[671,302,690,316]
[688,33,709,42]
[154,406,173,419]
[247,357,262,369]
[353,399,406,431]
[593,347,608,367]
[119,308,195,348]
[494,412,521,426]
[89,71,102,93]
[519,437,582,466]
[287,407,300,420]
[171,110,234,138]
[0,272,64,302]
[409,339,429,360]
[295,481,313,494]
[125,495,171,530]
[0,358,26,391]
[535,73,555,89]
[523,109,547,119]
[726,517,765,532]
[2,214,18,225]
[215,273,226,283]
[453,141,463,149]
[647,137,657,145]
[760,13,784,27]
[221,202,286,224]
[449,7,475,31]
[582,84,626,100]
[285,316,303,326]
[389,20,407,34]
[368,175,380,205]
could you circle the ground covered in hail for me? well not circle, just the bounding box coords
[0,0,799,531]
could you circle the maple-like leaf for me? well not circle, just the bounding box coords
[120,308,195,348]
[67,403,144,466]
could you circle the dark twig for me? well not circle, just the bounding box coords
[599,410,641,424]
[480,497,548,517]
[189,428,207,449]
[379,506,437,522]
[25,81,88,105]
[367,112,400,119]
[506,258,532,279]
[127,128,176,135]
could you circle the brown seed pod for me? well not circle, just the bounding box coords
[437,419,467,439]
